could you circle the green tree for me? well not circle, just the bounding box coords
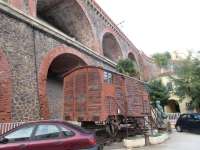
[152,52,171,68]
[171,55,200,111]
[116,58,139,77]
[146,80,170,107]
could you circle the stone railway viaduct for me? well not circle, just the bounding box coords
[0,0,160,122]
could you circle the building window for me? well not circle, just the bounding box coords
[186,102,193,111]
[104,71,113,84]
[167,82,173,91]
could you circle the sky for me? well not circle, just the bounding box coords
[96,0,200,56]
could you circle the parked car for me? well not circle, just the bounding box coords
[175,113,200,133]
[0,120,101,150]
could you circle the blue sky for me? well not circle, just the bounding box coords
[96,0,200,56]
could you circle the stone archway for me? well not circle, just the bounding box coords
[128,52,139,67]
[128,52,141,78]
[165,100,180,113]
[0,49,12,122]
[102,32,123,61]
[128,53,136,62]
[37,0,99,51]
[38,46,90,119]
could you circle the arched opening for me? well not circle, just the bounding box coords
[128,53,136,62]
[0,50,12,122]
[47,54,86,119]
[102,32,123,61]
[128,52,138,66]
[128,52,140,78]
[165,100,180,113]
[37,0,97,50]
[38,46,89,120]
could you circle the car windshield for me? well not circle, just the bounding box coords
[4,125,35,142]
[193,114,200,120]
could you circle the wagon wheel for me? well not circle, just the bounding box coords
[106,119,119,137]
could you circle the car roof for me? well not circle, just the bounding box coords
[20,120,83,128]
[0,120,73,135]
[25,120,91,133]
[23,119,67,124]
[181,113,200,116]
[0,120,92,137]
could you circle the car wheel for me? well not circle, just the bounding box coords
[176,125,182,132]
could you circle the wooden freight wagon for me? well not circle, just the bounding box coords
[63,66,150,135]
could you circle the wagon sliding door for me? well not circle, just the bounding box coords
[113,74,126,115]
[74,69,87,121]
[87,68,103,121]
[125,78,145,117]
[64,69,87,121]
[125,78,150,129]
[64,67,103,122]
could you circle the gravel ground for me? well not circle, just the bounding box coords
[104,131,200,150]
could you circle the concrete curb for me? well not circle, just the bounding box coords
[150,133,169,145]
[123,137,145,148]
[123,133,169,148]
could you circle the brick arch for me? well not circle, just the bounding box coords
[127,51,145,79]
[38,45,91,119]
[37,0,100,51]
[101,28,123,61]
[76,0,100,50]
[128,51,144,75]
[0,49,12,122]
[165,99,180,113]
[128,52,139,65]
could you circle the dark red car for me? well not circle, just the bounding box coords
[0,120,100,150]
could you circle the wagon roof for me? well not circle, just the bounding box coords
[62,65,147,84]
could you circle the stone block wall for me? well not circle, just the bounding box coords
[0,12,40,121]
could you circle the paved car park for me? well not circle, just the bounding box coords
[104,131,200,150]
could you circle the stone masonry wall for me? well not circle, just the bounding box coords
[0,12,40,121]
[0,10,109,121]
